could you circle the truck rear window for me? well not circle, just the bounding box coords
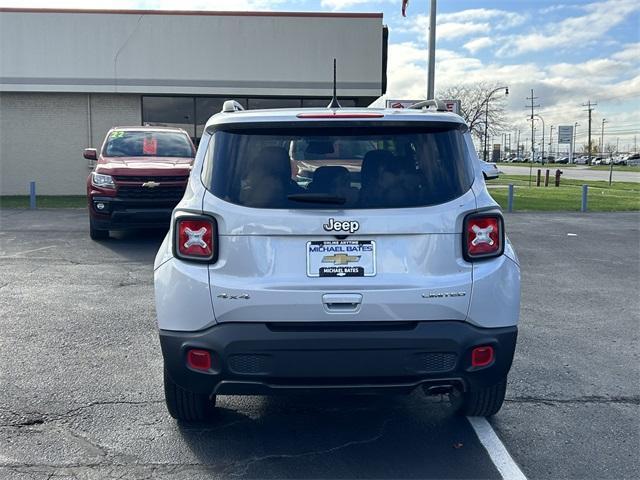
[202,124,473,209]
[103,131,193,158]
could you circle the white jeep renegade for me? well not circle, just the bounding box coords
[154,101,520,421]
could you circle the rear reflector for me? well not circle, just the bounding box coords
[187,349,211,371]
[463,213,504,261]
[296,113,385,119]
[471,346,494,368]
[174,216,217,262]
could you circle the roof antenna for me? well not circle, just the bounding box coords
[327,58,342,109]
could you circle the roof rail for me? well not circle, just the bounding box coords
[222,100,245,113]
[408,99,448,112]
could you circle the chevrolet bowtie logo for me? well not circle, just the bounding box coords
[322,254,361,265]
[142,181,160,188]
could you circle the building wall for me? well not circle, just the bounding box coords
[1,10,384,98]
[0,92,140,195]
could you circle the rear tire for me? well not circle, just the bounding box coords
[163,367,216,421]
[456,379,507,417]
[89,220,109,240]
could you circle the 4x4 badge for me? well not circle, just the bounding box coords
[323,218,360,233]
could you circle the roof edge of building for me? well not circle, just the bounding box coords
[0,8,383,19]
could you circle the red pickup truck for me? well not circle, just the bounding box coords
[84,126,196,240]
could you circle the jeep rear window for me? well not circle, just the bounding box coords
[103,131,193,158]
[203,124,473,209]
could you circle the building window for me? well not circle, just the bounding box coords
[196,98,248,137]
[247,98,302,109]
[142,97,195,138]
[302,98,357,107]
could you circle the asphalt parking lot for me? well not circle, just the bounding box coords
[1,209,638,479]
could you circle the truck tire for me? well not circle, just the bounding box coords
[457,379,507,417]
[163,367,216,421]
[89,220,109,240]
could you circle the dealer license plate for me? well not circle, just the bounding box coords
[306,240,376,277]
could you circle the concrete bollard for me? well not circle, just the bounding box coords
[29,181,36,210]
[544,169,550,187]
[581,185,588,212]
[536,169,541,187]
[507,184,514,213]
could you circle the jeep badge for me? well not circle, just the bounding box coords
[323,218,360,233]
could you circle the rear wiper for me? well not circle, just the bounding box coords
[287,193,346,205]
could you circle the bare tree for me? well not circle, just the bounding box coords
[438,83,508,142]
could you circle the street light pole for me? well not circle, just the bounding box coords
[426,0,437,99]
[534,114,545,165]
[549,125,555,160]
[573,122,579,164]
[482,86,509,161]
[600,118,607,154]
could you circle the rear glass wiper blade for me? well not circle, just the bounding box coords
[287,193,346,205]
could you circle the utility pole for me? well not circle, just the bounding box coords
[426,0,437,99]
[535,115,545,165]
[516,129,521,161]
[572,122,579,163]
[583,100,597,164]
[600,118,607,154]
[549,125,554,159]
[526,89,540,163]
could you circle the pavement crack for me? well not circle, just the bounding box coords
[506,395,640,406]
[226,417,392,478]
[0,399,164,426]
[54,399,164,420]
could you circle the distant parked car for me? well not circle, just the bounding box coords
[556,157,569,164]
[626,153,640,166]
[575,156,588,165]
[480,160,500,179]
[85,126,196,240]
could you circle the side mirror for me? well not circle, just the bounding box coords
[83,148,98,160]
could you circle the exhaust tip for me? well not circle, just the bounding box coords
[424,384,454,396]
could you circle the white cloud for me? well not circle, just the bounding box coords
[496,0,640,56]
[320,0,390,11]
[386,42,428,99]
[464,36,494,53]
[439,8,526,28]
[398,7,526,44]
[612,42,640,63]
[437,22,488,40]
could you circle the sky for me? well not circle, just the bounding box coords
[2,0,639,151]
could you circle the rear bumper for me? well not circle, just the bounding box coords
[160,321,517,396]
[89,196,177,230]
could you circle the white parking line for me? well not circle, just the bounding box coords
[467,416,527,480]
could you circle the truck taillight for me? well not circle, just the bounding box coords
[463,213,504,261]
[174,216,217,262]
